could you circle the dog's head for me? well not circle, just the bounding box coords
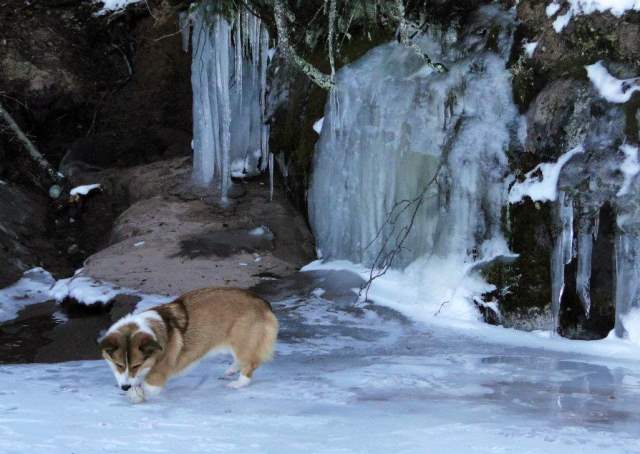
[98,316,163,391]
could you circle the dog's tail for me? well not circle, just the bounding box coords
[257,310,279,363]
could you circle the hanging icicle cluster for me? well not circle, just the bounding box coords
[190,2,270,202]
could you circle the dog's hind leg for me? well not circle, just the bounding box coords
[227,359,258,389]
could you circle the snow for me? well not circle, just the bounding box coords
[586,61,640,103]
[509,146,585,203]
[547,0,640,31]
[312,117,324,134]
[524,41,538,57]
[553,12,574,31]
[94,0,141,15]
[3,282,640,452]
[304,254,503,324]
[69,183,101,197]
[49,268,171,308]
[617,144,640,196]
[0,268,54,322]
[546,2,562,15]
[249,225,273,239]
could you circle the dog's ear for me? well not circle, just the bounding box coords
[98,335,118,355]
[139,336,162,356]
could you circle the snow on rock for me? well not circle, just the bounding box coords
[49,270,123,305]
[617,144,640,196]
[523,41,538,58]
[312,117,324,134]
[0,268,55,322]
[508,145,585,203]
[546,1,562,16]
[248,225,273,240]
[547,0,640,31]
[586,61,640,103]
[69,183,101,197]
[49,268,172,308]
[94,0,141,15]
[191,4,270,200]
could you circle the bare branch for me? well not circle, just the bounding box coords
[392,0,447,73]
[0,100,62,184]
[273,0,334,90]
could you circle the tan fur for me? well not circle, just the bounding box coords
[100,287,278,401]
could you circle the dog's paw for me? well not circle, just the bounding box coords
[143,382,162,398]
[127,386,145,404]
[221,364,239,380]
[227,375,251,389]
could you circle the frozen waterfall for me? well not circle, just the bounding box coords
[310,6,518,271]
[190,4,270,201]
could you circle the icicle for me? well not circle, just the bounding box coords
[550,191,574,333]
[234,11,243,104]
[179,11,191,53]
[575,207,598,318]
[576,232,593,317]
[309,6,519,266]
[614,231,640,337]
[190,4,271,201]
[269,152,274,202]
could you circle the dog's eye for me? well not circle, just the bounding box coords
[115,363,125,369]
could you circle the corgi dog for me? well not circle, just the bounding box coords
[98,287,278,403]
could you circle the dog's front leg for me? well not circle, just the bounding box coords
[142,371,167,400]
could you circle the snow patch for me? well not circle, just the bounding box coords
[94,0,141,15]
[586,61,640,103]
[546,2,562,16]
[49,268,172,309]
[70,183,101,196]
[523,41,538,58]
[509,145,585,203]
[0,268,55,322]
[303,249,507,324]
[312,117,324,134]
[549,0,640,32]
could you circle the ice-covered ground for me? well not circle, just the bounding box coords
[2,280,640,453]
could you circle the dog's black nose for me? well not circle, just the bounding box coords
[121,384,131,391]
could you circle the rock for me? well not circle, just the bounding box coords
[0,183,51,287]
[80,157,315,295]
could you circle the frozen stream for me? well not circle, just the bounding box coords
[1,271,640,453]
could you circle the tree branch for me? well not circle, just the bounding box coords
[273,0,334,90]
[0,100,62,185]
